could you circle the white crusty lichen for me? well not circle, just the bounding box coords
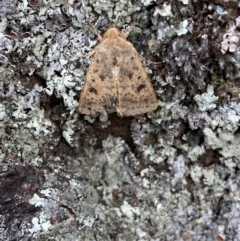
[28,194,52,236]
[27,108,53,137]
[31,156,43,167]
[144,138,177,164]
[204,127,240,159]
[178,0,189,4]
[154,3,172,17]
[140,0,156,6]
[29,216,51,236]
[28,188,63,237]
[62,120,75,146]
[194,85,219,111]
[175,19,189,36]
[102,135,126,164]
[0,103,6,121]
[181,144,205,162]
[19,17,86,112]
[202,168,225,196]
[0,78,57,162]
[45,74,79,112]
[29,193,47,207]
[189,165,203,183]
[120,200,140,221]
[0,31,19,56]
[32,32,53,62]
[171,155,186,186]
[211,103,240,132]
[223,157,239,172]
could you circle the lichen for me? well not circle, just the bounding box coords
[204,127,240,158]
[194,85,219,111]
[1,0,240,240]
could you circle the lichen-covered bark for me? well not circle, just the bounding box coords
[1,0,240,240]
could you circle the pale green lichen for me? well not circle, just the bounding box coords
[154,3,173,17]
[120,200,140,221]
[140,0,157,7]
[180,144,205,162]
[62,120,75,146]
[29,217,51,236]
[29,194,53,236]
[204,127,240,158]
[189,165,203,183]
[171,155,186,186]
[179,0,189,4]
[194,85,219,111]
[29,194,47,207]
[209,104,240,132]
[0,103,6,120]
[223,157,239,172]
[175,19,189,36]
[27,108,53,137]
[144,140,177,164]
[32,32,53,62]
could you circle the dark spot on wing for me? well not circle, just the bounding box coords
[89,87,98,95]
[138,76,141,80]
[100,74,106,81]
[128,72,133,79]
[137,84,146,92]
[112,57,117,66]
[94,69,98,73]
[92,79,95,82]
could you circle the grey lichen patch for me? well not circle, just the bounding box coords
[26,135,194,240]
[1,103,239,241]
[27,136,133,240]
[0,107,58,166]
[82,0,136,25]
[0,65,58,166]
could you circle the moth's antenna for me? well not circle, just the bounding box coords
[122,16,138,39]
[86,20,103,41]
[123,24,134,39]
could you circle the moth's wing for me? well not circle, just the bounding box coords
[117,43,158,116]
[78,46,117,115]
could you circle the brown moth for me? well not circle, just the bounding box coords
[78,26,158,116]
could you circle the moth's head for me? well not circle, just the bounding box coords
[103,28,122,39]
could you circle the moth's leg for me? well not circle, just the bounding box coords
[122,24,134,39]
[86,20,103,42]
[122,16,138,39]
[71,50,95,59]
[131,49,161,65]
[141,56,162,65]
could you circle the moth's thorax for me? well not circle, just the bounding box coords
[103,27,123,39]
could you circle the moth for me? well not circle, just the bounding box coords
[78,26,158,116]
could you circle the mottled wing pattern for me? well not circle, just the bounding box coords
[78,45,117,115]
[79,35,158,116]
[116,41,158,116]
